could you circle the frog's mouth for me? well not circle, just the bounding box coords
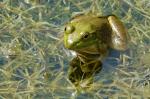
[67,41,100,54]
[65,41,81,50]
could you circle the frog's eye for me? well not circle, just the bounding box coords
[64,25,75,34]
[81,32,90,40]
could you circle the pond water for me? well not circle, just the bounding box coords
[0,0,150,99]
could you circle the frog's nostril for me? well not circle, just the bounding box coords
[65,25,75,34]
[64,27,67,31]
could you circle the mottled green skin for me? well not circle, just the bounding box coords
[64,14,128,86]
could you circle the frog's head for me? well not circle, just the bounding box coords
[64,15,107,51]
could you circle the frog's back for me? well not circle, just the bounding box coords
[71,15,109,30]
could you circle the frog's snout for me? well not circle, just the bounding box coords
[64,33,75,49]
[64,32,81,50]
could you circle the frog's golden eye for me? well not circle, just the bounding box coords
[64,25,75,34]
[81,32,90,40]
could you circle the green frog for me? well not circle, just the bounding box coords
[64,14,128,86]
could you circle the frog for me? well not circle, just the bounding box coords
[64,14,128,86]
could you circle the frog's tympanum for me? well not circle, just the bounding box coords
[64,14,128,87]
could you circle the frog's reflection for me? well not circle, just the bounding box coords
[68,56,102,87]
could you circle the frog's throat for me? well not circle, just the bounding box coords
[77,43,108,63]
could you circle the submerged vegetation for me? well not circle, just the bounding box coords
[0,0,149,98]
